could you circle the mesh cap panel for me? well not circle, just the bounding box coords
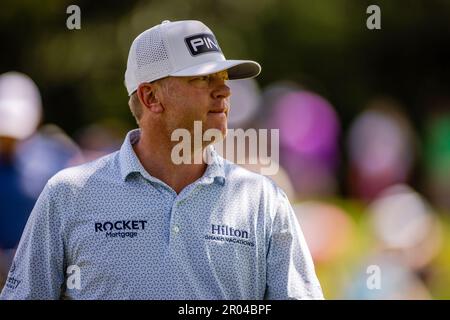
[134,26,172,85]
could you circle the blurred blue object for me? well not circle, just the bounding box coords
[14,124,82,199]
[0,156,35,249]
[1,124,81,249]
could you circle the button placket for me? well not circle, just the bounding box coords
[168,199,183,251]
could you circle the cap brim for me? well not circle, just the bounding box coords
[170,60,261,80]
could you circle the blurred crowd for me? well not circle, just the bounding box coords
[1,71,449,299]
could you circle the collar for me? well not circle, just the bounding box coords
[119,129,225,186]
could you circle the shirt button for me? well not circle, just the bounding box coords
[173,225,180,233]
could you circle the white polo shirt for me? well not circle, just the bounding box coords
[0,129,323,300]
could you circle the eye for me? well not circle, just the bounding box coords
[192,76,209,82]
[188,75,211,88]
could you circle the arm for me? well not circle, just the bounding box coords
[0,182,65,299]
[264,191,324,300]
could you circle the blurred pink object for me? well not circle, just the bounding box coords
[270,90,341,197]
[293,201,356,263]
[347,99,416,200]
[272,91,340,161]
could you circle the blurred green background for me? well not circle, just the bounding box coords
[1,0,449,136]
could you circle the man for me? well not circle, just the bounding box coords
[0,20,323,299]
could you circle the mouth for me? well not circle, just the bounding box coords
[208,107,227,113]
[208,108,228,117]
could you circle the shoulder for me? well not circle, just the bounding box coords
[221,158,287,200]
[25,151,121,223]
[220,158,293,236]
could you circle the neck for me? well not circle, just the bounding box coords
[133,128,207,194]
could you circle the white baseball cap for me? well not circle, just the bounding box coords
[0,72,42,140]
[124,20,261,96]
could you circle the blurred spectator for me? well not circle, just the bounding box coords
[347,98,418,201]
[14,124,82,199]
[293,201,356,264]
[343,184,442,299]
[367,184,442,270]
[72,122,124,163]
[269,89,341,198]
[344,252,432,300]
[0,72,82,290]
[255,81,301,132]
[0,72,42,286]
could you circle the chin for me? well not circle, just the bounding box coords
[203,121,227,144]
[206,115,226,129]
[214,123,228,137]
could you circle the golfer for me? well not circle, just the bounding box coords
[0,20,323,300]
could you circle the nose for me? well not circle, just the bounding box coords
[211,82,231,100]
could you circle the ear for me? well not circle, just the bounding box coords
[137,83,164,113]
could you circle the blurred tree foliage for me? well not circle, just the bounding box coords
[1,0,449,135]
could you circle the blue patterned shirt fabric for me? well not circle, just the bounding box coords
[0,129,323,300]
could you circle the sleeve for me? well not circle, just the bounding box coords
[0,182,66,300]
[264,190,324,300]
